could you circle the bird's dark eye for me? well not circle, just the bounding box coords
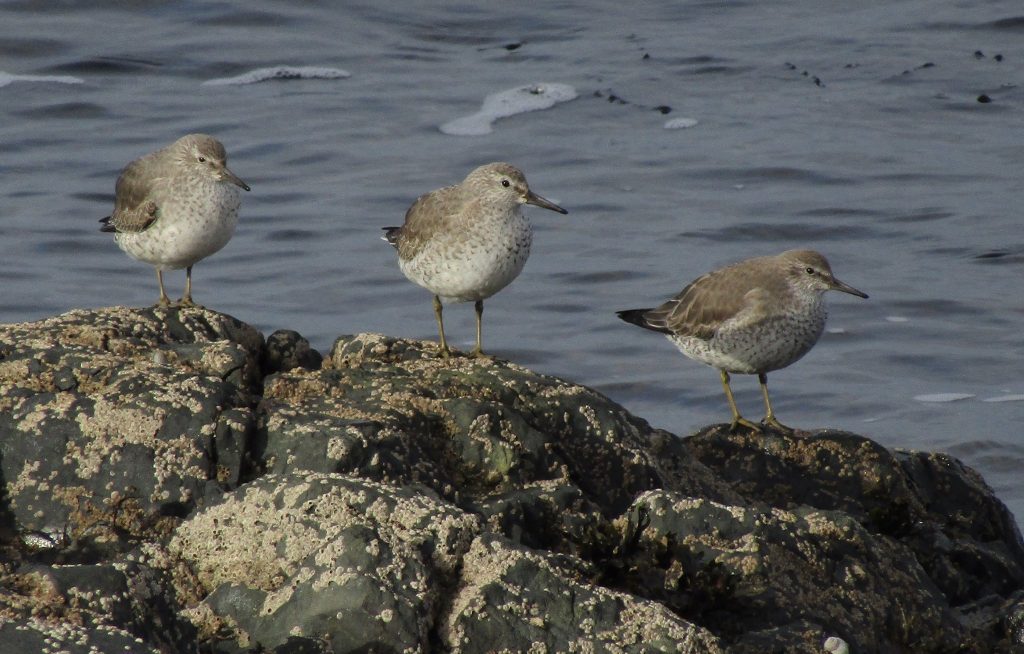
[198,156,206,163]
[501,179,511,188]
[805,267,815,275]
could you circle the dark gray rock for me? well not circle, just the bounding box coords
[681,426,1024,651]
[0,618,161,654]
[440,532,724,652]
[2,310,1022,654]
[1004,591,1024,646]
[256,333,738,553]
[262,329,323,376]
[168,471,479,653]
[613,490,965,653]
[0,557,194,652]
[0,306,263,548]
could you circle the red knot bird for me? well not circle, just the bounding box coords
[383,162,567,358]
[617,249,868,432]
[100,133,250,306]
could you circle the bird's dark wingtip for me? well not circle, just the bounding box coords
[99,216,118,233]
[617,308,673,334]
[616,308,652,327]
[381,226,401,247]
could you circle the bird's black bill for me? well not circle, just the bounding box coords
[526,190,567,214]
[224,168,251,191]
[831,278,868,299]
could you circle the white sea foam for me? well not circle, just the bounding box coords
[202,66,351,86]
[664,117,698,129]
[440,83,577,136]
[885,316,910,323]
[914,393,974,403]
[0,71,84,88]
[982,394,1024,403]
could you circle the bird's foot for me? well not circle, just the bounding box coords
[470,347,493,360]
[761,416,794,434]
[156,296,172,308]
[729,417,763,434]
[436,344,452,359]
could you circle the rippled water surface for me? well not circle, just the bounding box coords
[2,1,1022,522]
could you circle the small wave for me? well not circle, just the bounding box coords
[664,117,698,129]
[885,316,910,323]
[0,71,83,88]
[440,83,577,136]
[202,66,351,86]
[982,394,1024,403]
[914,393,975,403]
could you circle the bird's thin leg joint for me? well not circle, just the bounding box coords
[156,269,171,307]
[758,372,792,433]
[472,300,487,358]
[720,370,761,433]
[179,265,195,306]
[433,295,451,358]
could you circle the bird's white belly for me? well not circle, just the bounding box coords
[116,184,240,270]
[400,214,532,303]
[669,312,827,374]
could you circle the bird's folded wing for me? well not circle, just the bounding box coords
[397,185,458,259]
[658,269,768,340]
[109,201,159,232]
[109,157,160,233]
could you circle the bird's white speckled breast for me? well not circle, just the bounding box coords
[400,209,532,303]
[116,177,241,270]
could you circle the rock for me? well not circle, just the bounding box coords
[168,471,479,652]
[1005,592,1024,645]
[262,329,322,376]
[682,426,1024,646]
[255,332,738,555]
[0,306,263,550]
[613,490,965,652]
[0,556,194,652]
[2,309,1023,653]
[0,617,161,654]
[440,533,724,653]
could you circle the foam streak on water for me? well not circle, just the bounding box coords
[440,83,578,135]
[0,71,83,87]
[203,66,352,86]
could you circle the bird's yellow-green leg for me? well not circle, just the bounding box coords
[472,299,489,358]
[758,372,792,433]
[433,295,451,358]
[156,269,171,307]
[179,265,196,307]
[720,370,761,432]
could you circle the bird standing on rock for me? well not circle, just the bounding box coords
[617,249,868,432]
[383,162,567,358]
[100,133,250,307]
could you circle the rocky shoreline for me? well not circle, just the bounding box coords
[1,306,1022,653]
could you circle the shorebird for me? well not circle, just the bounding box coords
[383,162,567,357]
[100,133,250,306]
[617,249,867,432]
